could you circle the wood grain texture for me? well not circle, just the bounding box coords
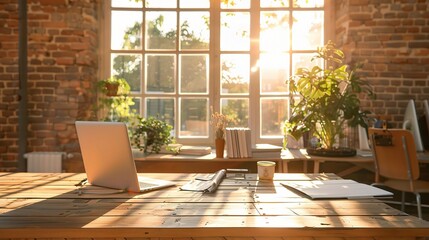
[0,173,428,240]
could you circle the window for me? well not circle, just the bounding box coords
[103,0,328,146]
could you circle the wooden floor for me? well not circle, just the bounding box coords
[0,172,429,240]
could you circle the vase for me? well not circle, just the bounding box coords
[282,134,303,149]
[215,138,225,158]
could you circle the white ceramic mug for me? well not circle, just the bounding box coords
[257,161,276,180]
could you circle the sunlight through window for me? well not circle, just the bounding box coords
[106,0,326,145]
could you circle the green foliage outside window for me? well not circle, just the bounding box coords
[112,13,247,134]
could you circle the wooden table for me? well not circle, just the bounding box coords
[281,149,374,176]
[281,149,429,177]
[1,172,429,239]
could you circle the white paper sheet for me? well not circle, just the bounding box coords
[281,179,392,199]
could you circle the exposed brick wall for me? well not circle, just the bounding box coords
[0,0,99,172]
[1,0,428,172]
[0,0,18,170]
[335,0,429,127]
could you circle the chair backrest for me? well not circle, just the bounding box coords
[368,128,420,181]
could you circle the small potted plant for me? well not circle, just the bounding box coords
[210,108,230,158]
[96,77,136,122]
[131,116,175,154]
[286,41,375,156]
[98,76,129,96]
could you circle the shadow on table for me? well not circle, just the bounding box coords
[0,172,177,230]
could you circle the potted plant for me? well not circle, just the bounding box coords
[131,116,175,154]
[98,76,129,96]
[96,77,136,122]
[210,108,230,158]
[285,41,375,156]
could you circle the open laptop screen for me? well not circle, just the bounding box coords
[75,121,142,192]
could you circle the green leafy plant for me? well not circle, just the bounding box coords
[96,77,136,122]
[131,116,174,153]
[286,41,375,150]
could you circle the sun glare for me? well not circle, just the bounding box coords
[261,26,289,52]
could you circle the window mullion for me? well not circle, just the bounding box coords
[325,0,334,45]
[141,7,146,117]
[102,0,111,81]
[175,1,180,137]
[210,0,221,114]
[250,0,260,145]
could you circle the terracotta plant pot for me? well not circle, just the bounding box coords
[215,138,225,158]
[105,82,119,96]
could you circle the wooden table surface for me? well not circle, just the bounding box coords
[282,149,429,176]
[1,172,429,239]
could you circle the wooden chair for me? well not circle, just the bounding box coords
[368,128,429,219]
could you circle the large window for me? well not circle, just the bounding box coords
[103,0,328,146]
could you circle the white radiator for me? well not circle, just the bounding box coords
[25,152,64,173]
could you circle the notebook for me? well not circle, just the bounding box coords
[75,121,175,193]
[281,179,392,199]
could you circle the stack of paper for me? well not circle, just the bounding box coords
[179,145,212,155]
[159,144,212,156]
[281,179,393,199]
[251,143,282,158]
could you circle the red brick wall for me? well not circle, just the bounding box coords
[1,0,428,172]
[0,1,18,170]
[335,0,429,127]
[0,0,98,171]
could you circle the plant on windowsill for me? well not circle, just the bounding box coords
[210,108,231,158]
[131,116,175,154]
[96,77,136,122]
[285,41,375,157]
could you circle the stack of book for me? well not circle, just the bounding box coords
[251,143,282,158]
[225,128,252,158]
[158,144,212,156]
[179,145,212,155]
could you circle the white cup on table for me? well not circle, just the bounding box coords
[257,161,276,180]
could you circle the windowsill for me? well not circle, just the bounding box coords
[132,148,286,173]
[132,144,284,160]
[133,148,217,160]
[132,148,284,161]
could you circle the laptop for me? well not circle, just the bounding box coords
[75,121,175,193]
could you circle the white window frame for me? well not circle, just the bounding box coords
[100,0,335,146]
